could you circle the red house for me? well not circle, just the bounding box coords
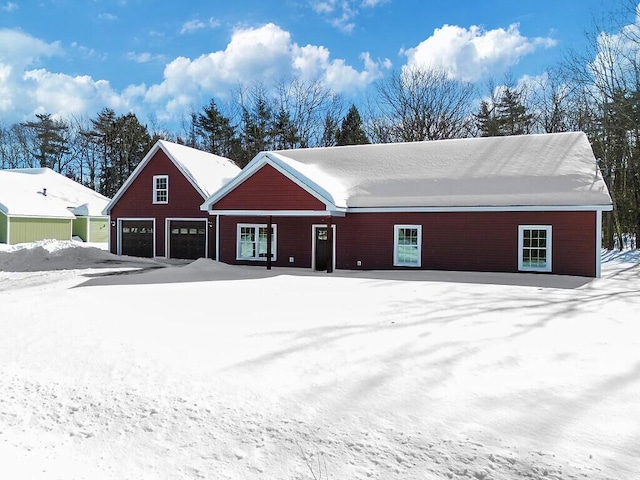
[103,140,240,259]
[201,132,613,277]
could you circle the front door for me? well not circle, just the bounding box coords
[314,226,328,271]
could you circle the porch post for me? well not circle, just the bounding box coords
[326,216,333,273]
[266,215,272,270]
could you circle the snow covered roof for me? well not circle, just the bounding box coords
[205,132,612,211]
[0,168,110,219]
[104,140,241,215]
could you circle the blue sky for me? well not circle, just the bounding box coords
[0,0,625,132]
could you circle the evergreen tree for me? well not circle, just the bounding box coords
[336,105,369,146]
[320,113,339,147]
[474,100,501,137]
[196,99,238,158]
[271,107,299,150]
[22,113,70,171]
[495,87,533,135]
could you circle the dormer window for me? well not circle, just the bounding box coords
[153,175,168,204]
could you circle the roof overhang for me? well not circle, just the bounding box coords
[103,140,210,215]
[210,209,346,217]
[201,152,342,213]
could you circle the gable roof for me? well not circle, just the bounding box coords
[0,168,110,219]
[103,140,241,215]
[203,132,613,212]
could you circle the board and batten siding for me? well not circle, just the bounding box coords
[7,216,72,244]
[109,149,212,257]
[0,211,8,243]
[212,164,326,211]
[89,217,109,243]
[72,217,88,240]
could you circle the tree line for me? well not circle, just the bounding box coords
[0,2,639,249]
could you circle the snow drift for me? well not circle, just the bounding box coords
[0,240,638,479]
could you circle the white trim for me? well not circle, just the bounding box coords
[518,225,552,273]
[104,141,215,215]
[393,224,422,267]
[236,223,277,262]
[312,224,336,271]
[209,205,609,217]
[201,152,340,212]
[215,214,220,261]
[349,205,613,213]
[117,218,156,257]
[165,217,208,259]
[210,209,346,217]
[153,174,169,204]
[596,210,603,278]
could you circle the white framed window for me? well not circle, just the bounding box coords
[518,225,552,272]
[153,175,168,204]
[237,224,277,261]
[394,225,422,267]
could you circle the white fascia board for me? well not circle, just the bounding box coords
[200,152,268,211]
[347,204,614,213]
[201,152,339,212]
[210,209,346,217]
[264,152,339,209]
[102,141,163,215]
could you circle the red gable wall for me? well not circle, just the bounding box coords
[212,164,326,211]
[109,149,211,256]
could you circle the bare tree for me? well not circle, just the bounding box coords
[373,66,476,142]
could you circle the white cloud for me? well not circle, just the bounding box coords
[1,2,17,12]
[143,22,389,121]
[181,19,206,34]
[310,0,386,33]
[0,24,387,127]
[181,17,221,34]
[402,23,557,82]
[126,51,165,64]
[22,69,129,119]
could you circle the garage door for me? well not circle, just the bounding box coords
[169,220,206,259]
[120,220,154,258]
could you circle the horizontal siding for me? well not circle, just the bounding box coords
[213,164,326,211]
[109,150,212,257]
[218,211,597,276]
[9,217,72,244]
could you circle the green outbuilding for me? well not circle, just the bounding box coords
[0,168,110,246]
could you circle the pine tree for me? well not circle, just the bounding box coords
[336,105,369,146]
[474,100,501,137]
[22,113,70,171]
[495,87,533,135]
[196,99,238,158]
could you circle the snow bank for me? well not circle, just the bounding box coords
[0,240,638,480]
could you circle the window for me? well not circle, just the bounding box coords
[153,175,168,204]
[394,225,422,267]
[237,224,277,261]
[518,225,552,272]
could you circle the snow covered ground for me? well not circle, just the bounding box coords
[0,240,638,480]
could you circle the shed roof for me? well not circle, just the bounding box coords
[104,140,241,214]
[205,132,612,211]
[0,168,110,219]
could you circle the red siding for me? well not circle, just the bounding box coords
[213,164,326,211]
[109,150,213,257]
[218,211,598,277]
